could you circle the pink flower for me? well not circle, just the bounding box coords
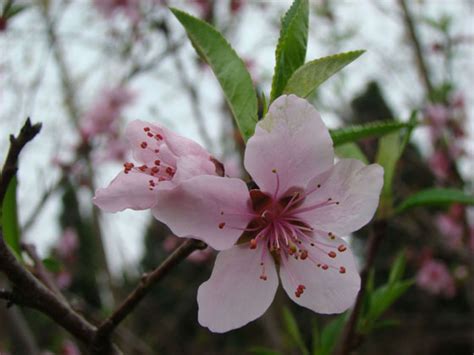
[57,228,79,259]
[93,119,218,216]
[425,104,449,127]
[151,95,383,332]
[80,86,134,140]
[416,259,455,298]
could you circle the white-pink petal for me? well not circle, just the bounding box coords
[93,171,159,212]
[300,159,384,236]
[197,243,278,333]
[244,95,334,198]
[279,237,360,313]
[152,175,252,250]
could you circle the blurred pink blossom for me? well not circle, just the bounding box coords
[80,86,134,140]
[57,228,79,260]
[416,259,455,298]
[61,340,81,355]
[56,271,73,290]
[428,150,450,180]
[93,0,141,22]
[436,214,463,249]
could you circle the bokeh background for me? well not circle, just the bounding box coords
[0,0,473,354]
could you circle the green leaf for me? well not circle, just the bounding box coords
[334,142,368,164]
[315,315,346,355]
[1,177,22,259]
[170,8,258,141]
[375,132,401,218]
[42,257,62,273]
[282,307,309,355]
[388,252,406,285]
[284,50,364,98]
[270,0,309,102]
[249,347,281,355]
[395,188,474,214]
[330,120,411,147]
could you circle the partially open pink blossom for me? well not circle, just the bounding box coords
[93,119,217,213]
[416,259,455,298]
[61,340,81,355]
[80,86,134,140]
[425,104,449,127]
[152,95,383,332]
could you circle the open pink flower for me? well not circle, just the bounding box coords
[151,95,383,332]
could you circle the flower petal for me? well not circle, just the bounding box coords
[125,120,210,165]
[198,243,278,332]
[279,237,360,313]
[299,159,384,236]
[244,95,333,198]
[152,175,252,250]
[93,171,159,212]
[172,155,216,185]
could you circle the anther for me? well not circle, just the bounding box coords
[250,239,257,249]
[151,166,159,174]
[338,245,347,252]
[272,168,277,173]
[154,149,159,153]
[138,165,147,172]
[339,266,346,274]
[317,184,321,188]
[144,127,150,132]
[300,250,308,260]
[328,251,337,258]
[140,142,148,149]
[147,132,153,137]
[321,264,329,270]
[155,133,163,140]
[166,167,174,176]
[218,222,225,229]
[154,160,161,166]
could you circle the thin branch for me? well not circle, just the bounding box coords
[21,242,67,303]
[334,220,387,355]
[398,0,434,95]
[93,238,207,351]
[0,118,42,204]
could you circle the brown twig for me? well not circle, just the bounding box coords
[0,118,42,204]
[93,238,207,352]
[334,220,387,355]
[398,0,434,96]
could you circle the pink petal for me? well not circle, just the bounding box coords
[244,95,333,198]
[197,243,278,332]
[172,156,216,184]
[279,238,360,313]
[126,120,210,165]
[152,175,253,250]
[299,159,383,236]
[93,171,159,212]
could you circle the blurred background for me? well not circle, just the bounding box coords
[0,0,473,354]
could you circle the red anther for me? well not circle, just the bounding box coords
[218,222,226,229]
[317,184,321,188]
[147,132,153,137]
[140,142,148,149]
[338,244,347,252]
[123,162,134,173]
[138,165,147,172]
[144,127,150,132]
[317,263,321,267]
[250,239,257,249]
[155,133,163,140]
[158,176,167,181]
[328,251,337,258]
[300,250,308,260]
[154,149,159,153]
[151,166,159,174]
[166,167,174,176]
[339,266,346,274]
[328,197,332,201]
[260,275,267,281]
[154,160,161,166]
[322,264,329,270]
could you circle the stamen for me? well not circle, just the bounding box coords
[338,244,347,252]
[272,168,280,199]
[140,142,148,149]
[339,266,346,274]
[218,222,225,229]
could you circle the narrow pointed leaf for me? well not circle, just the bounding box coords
[282,307,309,355]
[270,0,309,102]
[284,50,364,97]
[395,188,474,214]
[171,8,258,141]
[330,120,413,147]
